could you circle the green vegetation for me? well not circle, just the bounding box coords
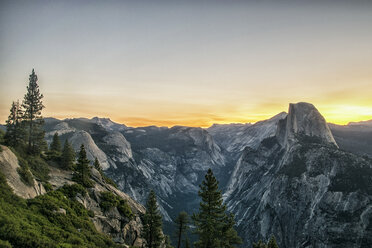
[192,168,242,248]
[60,184,87,198]
[99,191,134,219]
[0,171,120,248]
[26,155,50,182]
[16,166,34,186]
[0,239,12,248]
[164,235,174,248]
[47,133,62,161]
[4,100,25,149]
[43,182,53,192]
[61,139,75,170]
[143,190,164,248]
[94,157,101,171]
[117,199,134,219]
[174,211,189,248]
[99,191,120,212]
[253,236,279,248]
[12,148,50,183]
[50,133,62,153]
[22,69,46,155]
[73,144,93,188]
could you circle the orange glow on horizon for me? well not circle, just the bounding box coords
[40,103,372,128]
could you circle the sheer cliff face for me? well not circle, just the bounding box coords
[224,103,372,247]
[208,112,287,153]
[276,102,338,148]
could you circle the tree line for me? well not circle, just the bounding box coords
[4,69,46,154]
[1,70,279,248]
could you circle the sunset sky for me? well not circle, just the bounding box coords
[0,0,372,127]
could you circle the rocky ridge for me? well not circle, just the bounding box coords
[224,103,372,247]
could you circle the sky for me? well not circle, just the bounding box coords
[0,0,372,127]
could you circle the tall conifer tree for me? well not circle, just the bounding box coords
[22,69,45,154]
[94,157,101,171]
[61,139,75,169]
[267,236,279,248]
[50,133,62,153]
[192,169,241,248]
[4,100,25,148]
[143,190,164,248]
[175,211,189,248]
[74,144,92,187]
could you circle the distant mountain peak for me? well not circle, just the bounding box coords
[348,119,372,126]
[90,117,127,131]
[277,102,338,148]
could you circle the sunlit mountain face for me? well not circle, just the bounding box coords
[0,1,372,127]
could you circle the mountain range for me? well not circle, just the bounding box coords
[26,102,372,247]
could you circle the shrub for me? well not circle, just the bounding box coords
[0,239,12,248]
[12,149,50,183]
[99,191,119,212]
[99,191,134,219]
[16,166,34,186]
[43,182,53,192]
[27,156,50,182]
[60,184,87,198]
[117,200,134,220]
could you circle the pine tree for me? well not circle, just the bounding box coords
[252,236,279,248]
[50,133,62,153]
[184,237,191,248]
[164,235,174,248]
[4,100,25,148]
[74,144,92,187]
[192,168,241,248]
[267,236,279,248]
[94,157,101,171]
[175,211,189,248]
[220,213,242,248]
[22,69,46,154]
[253,240,267,248]
[61,139,75,169]
[143,190,164,248]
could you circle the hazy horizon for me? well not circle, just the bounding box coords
[37,106,372,129]
[1,1,372,127]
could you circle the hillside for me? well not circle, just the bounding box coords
[0,145,146,248]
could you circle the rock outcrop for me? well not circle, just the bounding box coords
[276,102,338,148]
[0,145,46,198]
[224,103,372,247]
